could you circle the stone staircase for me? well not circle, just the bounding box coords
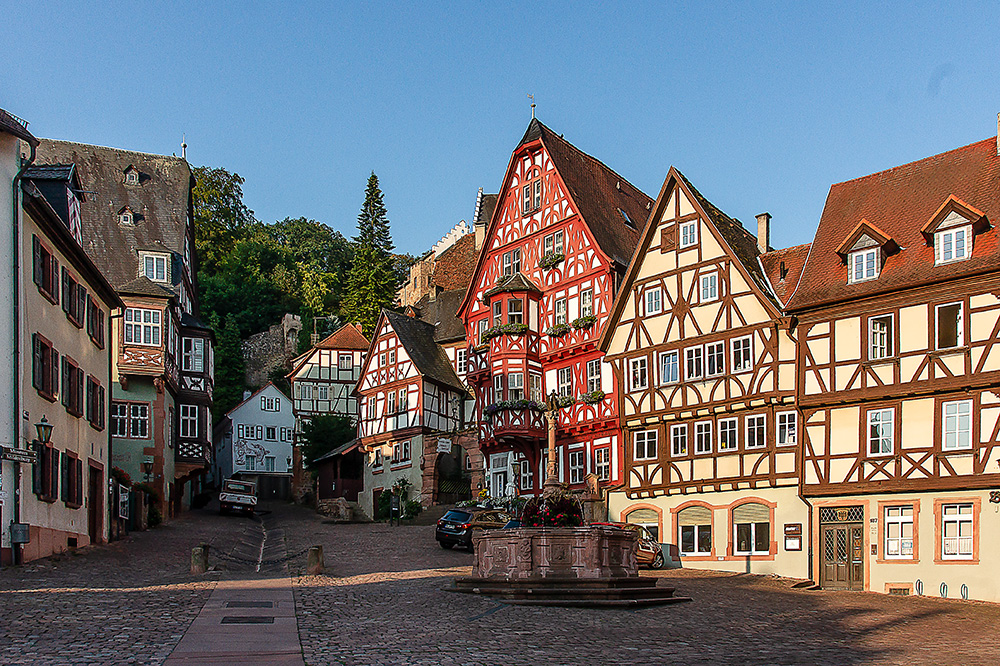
[446,575,691,608]
[411,503,456,526]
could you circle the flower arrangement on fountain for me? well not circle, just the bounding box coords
[537,252,565,269]
[484,398,545,419]
[521,492,585,527]
[481,322,529,342]
[544,323,570,337]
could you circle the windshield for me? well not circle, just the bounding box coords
[223,481,255,494]
[442,510,473,522]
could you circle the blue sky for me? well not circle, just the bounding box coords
[4,2,999,255]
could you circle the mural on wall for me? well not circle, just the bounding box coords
[234,438,269,465]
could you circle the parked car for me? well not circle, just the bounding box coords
[590,521,665,569]
[436,508,510,551]
[219,479,258,516]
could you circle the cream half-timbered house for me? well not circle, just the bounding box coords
[600,168,809,576]
[457,119,652,497]
[356,309,470,519]
[289,323,368,424]
[786,132,1000,601]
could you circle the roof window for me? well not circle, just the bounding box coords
[118,206,135,225]
[835,219,898,285]
[921,196,989,266]
[124,166,140,185]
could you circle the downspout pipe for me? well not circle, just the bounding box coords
[11,141,36,565]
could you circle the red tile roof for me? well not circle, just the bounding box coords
[760,243,811,307]
[431,233,477,291]
[787,137,1000,310]
[316,323,370,350]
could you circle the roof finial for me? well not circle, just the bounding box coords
[181,133,187,160]
[527,93,535,119]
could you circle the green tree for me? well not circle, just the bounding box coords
[211,313,246,419]
[342,173,399,337]
[299,415,357,470]
[192,167,257,275]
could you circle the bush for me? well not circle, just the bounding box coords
[148,505,162,528]
[521,492,584,527]
[403,500,422,519]
[376,490,391,520]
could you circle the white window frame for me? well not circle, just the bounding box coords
[456,348,467,375]
[936,226,970,265]
[776,412,797,447]
[940,503,974,560]
[586,359,601,393]
[694,421,712,455]
[530,374,542,402]
[745,414,766,449]
[659,350,679,385]
[580,288,594,318]
[706,341,725,377]
[634,430,657,461]
[180,404,198,439]
[265,426,277,441]
[679,521,712,556]
[849,247,880,283]
[557,367,573,397]
[264,456,276,472]
[519,458,533,490]
[493,375,504,403]
[884,505,914,559]
[508,372,524,400]
[511,248,522,274]
[645,288,662,315]
[867,408,894,456]
[111,402,129,438]
[671,424,688,457]
[569,450,586,484]
[629,356,648,391]
[246,454,256,471]
[507,298,523,324]
[734,518,770,556]
[869,314,894,360]
[181,337,205,372]
[679,220,698,248]
[338,353,353,370]
[935,302,964,350]
[685,346,703,381]
[124,308,161,347]
[142,254,168,283]
[554,298,567,325]
[732,336,753,373]
[718,417,738,452]
[942,400,973,451]
[700,272,718,302]
[594,448,610,481]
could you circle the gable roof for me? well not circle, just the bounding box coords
[225,381,291,418]
[474,192,498,228]
[0,108,38,146]
[412,288,467,343]
[759,243,811,308]
[117,276,176,300]
[518,119,652,268]
[33,139,193,291]
[599,167,782,353]
[383,310,465,391]
[787,136,1000,311]
[316,323,369,351]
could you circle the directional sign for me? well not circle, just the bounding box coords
[1,447,37,465]
[436,438,453,454]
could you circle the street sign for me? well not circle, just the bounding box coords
[118,485,130,520]
[10,523,29,544]
[1,446,37,465]
[436,438,452,454]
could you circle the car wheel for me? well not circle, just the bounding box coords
[651,551,665,569]
[439,541,452,549]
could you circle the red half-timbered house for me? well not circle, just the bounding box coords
[457,119,652,496]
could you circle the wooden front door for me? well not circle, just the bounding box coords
[821,523,864,590]
[88,466,103,545]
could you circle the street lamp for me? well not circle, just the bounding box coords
[34,416,53,446]
[142,459,153,482]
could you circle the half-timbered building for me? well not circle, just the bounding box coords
[289,323,368,423]
[356,308,475,519]
[599,168,810,576]
[457,119,652,497]
[786,130,1000,601]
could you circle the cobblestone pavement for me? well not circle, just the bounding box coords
[1,502,998,665]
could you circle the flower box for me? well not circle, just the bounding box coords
[482,323,529,342]
[572,315,597,330]
[545,323,570,337]
[537,252,565,269]
[578,390,605,404]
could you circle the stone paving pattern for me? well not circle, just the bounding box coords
[0,502,998,665]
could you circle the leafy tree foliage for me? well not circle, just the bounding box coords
[299,415,357,470]
[211,313,246,418]
[342,173,401,337]
[192,167,257,275]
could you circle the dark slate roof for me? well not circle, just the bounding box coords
[180,311,213,332]
[787,136,1000,310]
[677,170,779,309]
[33,139,193,291]
[481,272,542,302]
[412,289,467,343]
[23,164,75,181]
[316,323,370,351]
[474,191,498,227]
[117,276,175,299]
[0,108,38,147]
[384,310,465,391]
[518,119,652,267]
[312,439,361,464]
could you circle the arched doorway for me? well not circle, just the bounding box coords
[435,451,471,504]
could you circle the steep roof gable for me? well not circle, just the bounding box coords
[382,310,465,392]
[787,136,1000,311]
[316,323,369,351]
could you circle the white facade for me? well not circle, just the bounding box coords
[216,384,294,480]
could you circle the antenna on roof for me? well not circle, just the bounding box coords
[181,134,187,160]
[527,93,535,119]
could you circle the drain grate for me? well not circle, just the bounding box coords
[221,616,274,624]
[225,601,274,608]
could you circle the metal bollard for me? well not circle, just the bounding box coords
[306,545,324,575]
[191,543,210,574]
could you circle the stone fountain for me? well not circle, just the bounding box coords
[446,394,690,608]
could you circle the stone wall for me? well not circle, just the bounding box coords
[242,313,302,388]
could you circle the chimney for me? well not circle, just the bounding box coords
[755,213,771,253]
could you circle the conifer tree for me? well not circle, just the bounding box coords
[342,172,398,336]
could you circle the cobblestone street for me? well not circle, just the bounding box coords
[0,502,997,665]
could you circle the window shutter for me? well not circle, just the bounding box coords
[678,506,712,527]
[77,285,87,324]
[61,452,70,501]
[32,334,41,390]
[193,338,204,372]
[50,348,60,397]
[733,503,770,524]
[61,268,71,314]
[626,508,659,524]
[75,459,83,505]
[49,448,59,499]
[31,442,42,495]
[32,236,42,286]
[61,358,70,407]
[76,368,84,415]
[98,386,106,428]
[50,256,59,302]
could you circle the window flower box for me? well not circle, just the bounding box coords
[578,390,605,405]
[484,399,545,419]
[572,315,597,330]
[545,323,570,337]
[482,323,529,343]
[538,252,565,270]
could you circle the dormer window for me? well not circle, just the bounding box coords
[124,166,139,185]
[140,252,170,283]
[849,248,880,283]
[119,207,134,225]
[935,226,970,264]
